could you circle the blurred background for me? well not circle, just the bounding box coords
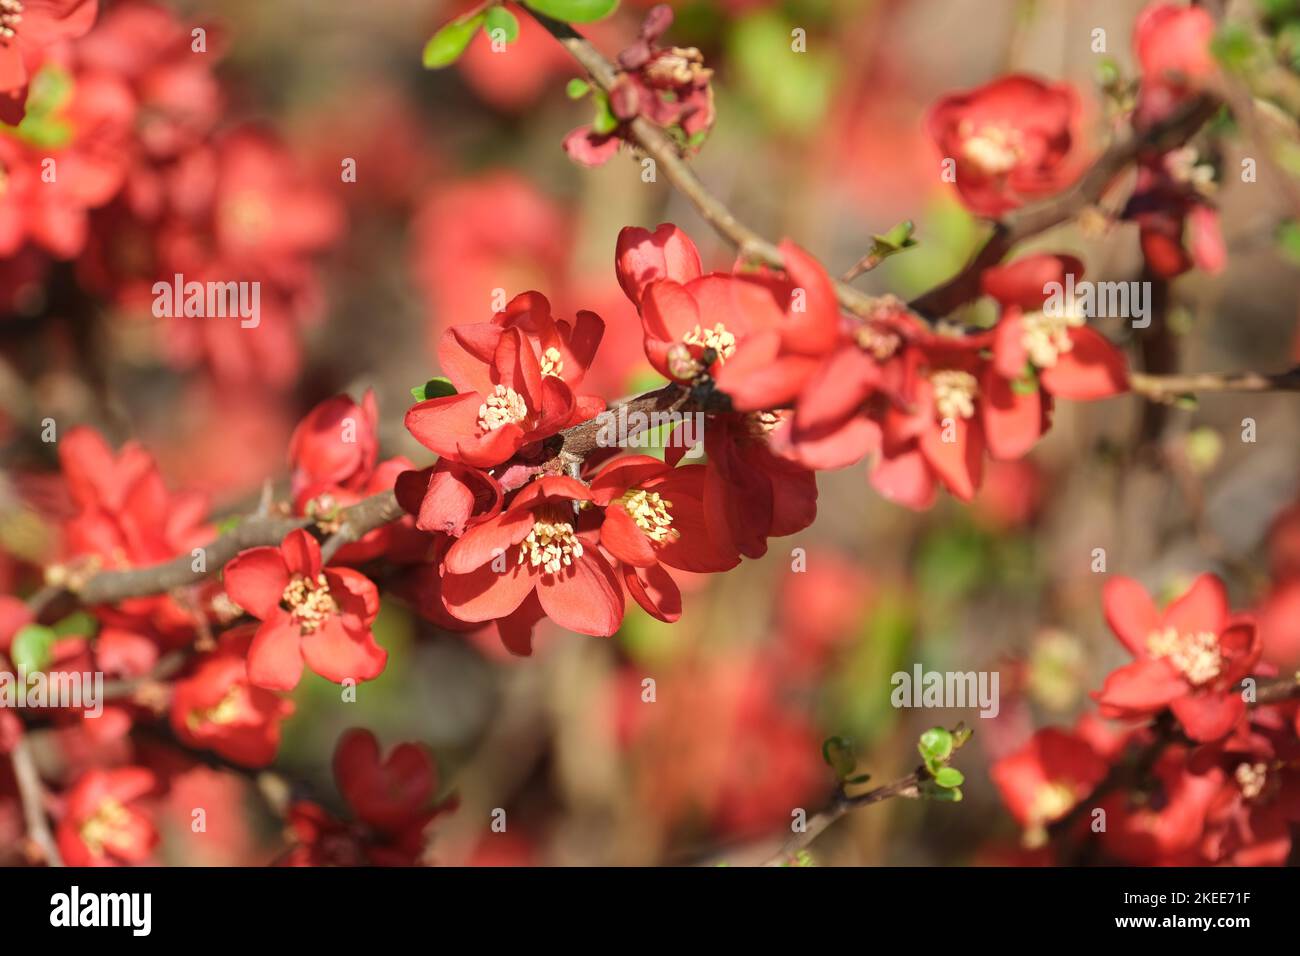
[2,0,1300,865]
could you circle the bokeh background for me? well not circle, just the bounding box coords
[2,0,1300,865]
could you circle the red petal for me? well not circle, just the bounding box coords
[1170,692,1243,742]
[622,562,683,623]
[600,504,659,567]
[1163,573,1228,636]
[536,551,624,636]
[301,618,387,685]
[223,546,290,620]
[1094,657,1186,716]
[1040,327,1128,399]
[1104,576,1160,657]
[981,370,1043,460]
[247,616,305,691]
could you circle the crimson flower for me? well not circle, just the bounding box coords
[1095,574,1261,742]
[0,0,99,123]
[614,221,703,308]
[1097,745,1222,864]
[170,625,295,767]
[289,389,380,495]
[982,254,1128,458]
[990,726,1109,838]
[589,455,738,622]
[56,766,157,867]
[222,528,385,691]
[928,74,1081,218]
[439,475,624,649]
[406,323,581,469]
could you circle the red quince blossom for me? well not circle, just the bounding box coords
[1095,574,1261,742]
[222,528,386,691]
[407,299,602,468]
[1124,152,1224,279]
[170,624,294,767]
[1133,0,1217,125]
[281,728,454,867]
[56,766,157,866]
[0,0,98,123]
[981,254,1128,458]
[1098,744,1222,864]
[589,455,738,622]
[928,74,1081,218]
[439,475,624,650]
[564,4,714,167]
[615,221,704,308]
[990,726,1109,838]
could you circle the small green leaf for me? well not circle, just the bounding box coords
[11,625,55,674]
[52,611,96,638]
[918,726,953,765]
[845,773,873,785]
[927,785,963,802]
[934,767,965,789]
[591,89,619,135]
[566,77,591,99]
[821,735,857,779]
[484,6,520,43]
[411,377,457,402]
[422,13,486,69]
[522,0,619,24]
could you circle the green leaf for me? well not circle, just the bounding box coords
[485,6,520,43]
[821,735,857,779]
[11,625,55,674]
[918,727,953,766]
[566,77,591,99]
[522,0,619,23]
[422,13,486,69]
[52,611,96,638]
[411,377,457,402]
[927,785,963,802]
[591,89,619,135]
[934,767,964,789]
[845,773,873,785]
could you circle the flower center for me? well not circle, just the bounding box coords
[1145,626,1222,685]
[854,324,901,360]
[79,797,131,857]
[1235,762,1268,801]
[745,409,782,438]
[540,347,564,378]
[187,685,243,731]
[0,1,23,42]
[930,370,978,421]
[621,489,676,543]
[478,384,529,432]
[1164,146,1216,196]
[1020,302,1085,369]
[518,519,583,575]
[683,323,736,364]
[960,122,1024,175]
[282,573,337,634]
[1031,781,1078,824]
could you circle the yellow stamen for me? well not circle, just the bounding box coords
[540,347,564,378]
[282,574,337,634]
[517,519,583,575]
[478,384,528,432]
[930,370,978,421]
[683,323,736,364]
[621,489,676,543]
[1146,626,1222,685]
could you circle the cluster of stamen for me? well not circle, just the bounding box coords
[477,384,528,432]
[1020,302,1084,368]
[1164,146,1216,196]
[645,47,712,87]
[622,489,676,543]
[959,121,1024,175]
[518,518,583,575]
[745,410,782,438]
[540,347,564,378]
[187,686,243,731]
[79,798,131,856]
[1145,626,1223,685]
[930,370,979,421]
[0,0,22,42]
[1235,762,1268,801]
[282,574,337,633]
[854,324,901,361]
[683,323,736,364]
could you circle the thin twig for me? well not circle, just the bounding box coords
[10,735,62,866]
[761,773,922,866]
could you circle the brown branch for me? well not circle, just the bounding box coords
[1129,366,1300,402]
[10,735,62,866]
[527,11,885,321]
[761,773,923,866]
[908,95,1221,318]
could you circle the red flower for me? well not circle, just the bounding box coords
[406,318,584,468]
[440,475,624,647]
[1098,745,1222,864]
[1095,574,1261,742]
[991,726,1109,836]
[56,766,157,866]
[0,0,98,123]
[981,255,1128,458]
[928,74,1081,217]
[614,222,703,308]
[170,625,295,767]
[289,389,380,495]
[589,455,738,622]
[222,528,386,691]
[1134,2,1216,102]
